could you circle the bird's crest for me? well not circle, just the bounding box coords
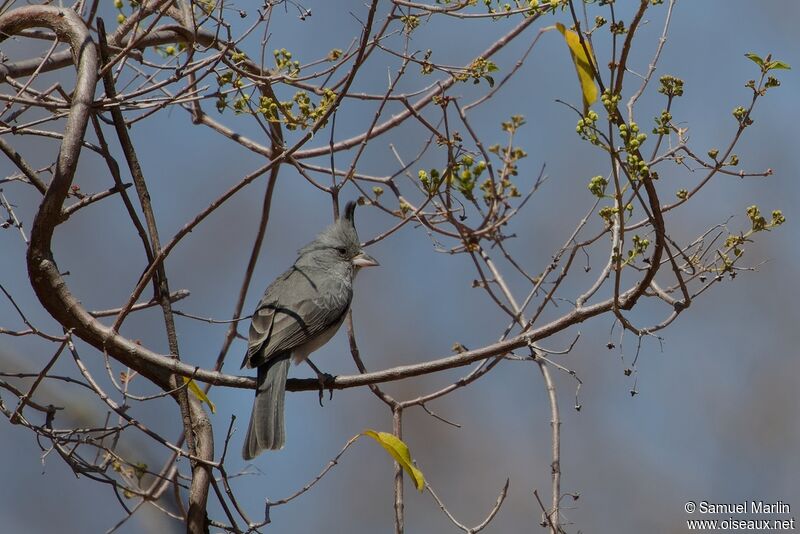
[297,201,361,257]
[343,201,357,225]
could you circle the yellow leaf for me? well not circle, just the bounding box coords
[363,430,425,492]
[184,377,216,413]
[555,22,598,113]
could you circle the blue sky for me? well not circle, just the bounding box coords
[1,1,798,532]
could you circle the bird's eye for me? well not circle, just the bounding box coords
[336,247,347,255]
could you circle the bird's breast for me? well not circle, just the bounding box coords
[291,312,348,364]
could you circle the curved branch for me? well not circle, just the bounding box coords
[3,6,218,533]
[0,5,173,391]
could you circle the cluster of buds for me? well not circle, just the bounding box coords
[652,110,672,135]
[454,56,498,87]
[619,122,650,179]
[575,110,600,145]
[600,89,621,112]
[658,75,684,98]
[587,175,608,198]
[732,106,753,127]
[273,48,300,77]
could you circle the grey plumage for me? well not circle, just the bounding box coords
[242,202,378,459]
[247,356,290,453]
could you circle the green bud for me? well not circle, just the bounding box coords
[587,175,608,197]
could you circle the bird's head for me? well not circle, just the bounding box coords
[297,201,379,271]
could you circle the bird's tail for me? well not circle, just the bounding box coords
[242,354,291,459]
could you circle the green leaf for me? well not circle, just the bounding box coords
[765,60,791,71]
[184,377,216,413]
[363,430,425,492]
[744,52,764,67]
[555,22,598,113]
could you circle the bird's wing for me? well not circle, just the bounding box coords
[242,266,351,369]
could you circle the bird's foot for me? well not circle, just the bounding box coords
[306,359,335,406]
[315,372,335,407]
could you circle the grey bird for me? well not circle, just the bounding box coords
[241,201,378,459]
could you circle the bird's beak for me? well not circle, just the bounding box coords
[352,251,379,268]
